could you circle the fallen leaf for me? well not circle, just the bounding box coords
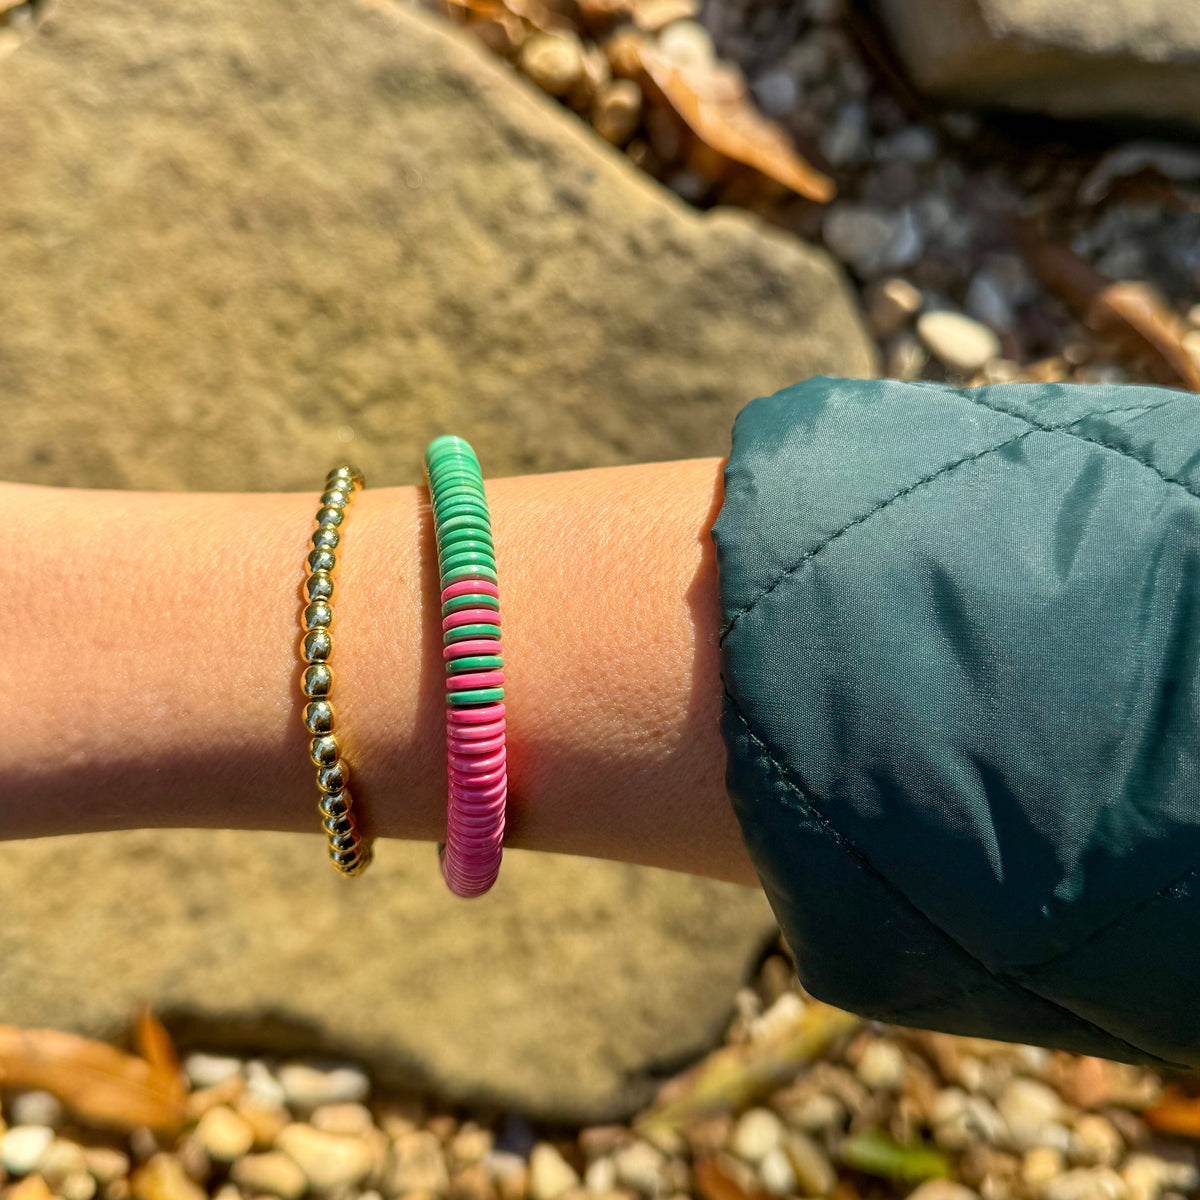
[838,1130,950,1184]
[636,1000,859,1135]
[693,1156,774,1200]
[0,1016,187,1132]
[1015,220,1200,392]
[617,35,835,202]
[1143,1084,1200,1137]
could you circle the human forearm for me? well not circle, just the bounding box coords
[2,459,758,885]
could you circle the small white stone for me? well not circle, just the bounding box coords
[194,1107,255,1162]
[1070,1114,1122,1167]
[1023,1147,1065,1189]
[276,1123,374,1191]
[1043,1167,1127,1200]
[865,277,923,339]
[528,1143,580,1200]
[757,1148,796,1196]
[781,1132,836,1198]
[9,1094,64,1130]
[84,1148,131,1185]
[61,1171,98,1200]
[231,1152,308,1200]
[731,1109,782,1164]
[748,992,806,1043]
[855,1040,905,1091]
[0,1126,55,1175]
[612,1141,666,1196]
[519,32,585,98]
[906,1182,979,1200]
[244,1061,287,1109]
[584,1156,616,1194]
[917,310,1002,374]
[39,1139,89,1186]
[276,1063,369,1109]
[386,1129,450,1196]
[784,1092,844,1133]
[657,20,715,69]
[184,1054,243,1090]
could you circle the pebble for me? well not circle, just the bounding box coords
[8,1094,64,1131]
[40,1139,89,1185]
[780,1132,835,1198]
[631,0,697,32]
[1187,303,1200,328]
[752,70,798,118]
[757,1148,795,1196]
[276,1063,369,1110]
[310,1103,376,1138]
[876,125,938,164]
[130,1155,207,1200]
[184,1055,243,1090]
[584,1157,617,1193]
[1070,1114,1122,1167]
[779,1091,844,1133]
[1022,1146,1066,1189]
[84,1148,131,1185]
[386,1130,451,1197]
[964,270,1015,333]
[451,1162,498,1200]
[193,1107,255,1162]
[61,1172,98,1200]
[730,1109,782,1164]
[4,1176,55,1200]
[864,277,922,339]
[824,204,922,279]
[234,1099,290,1148]
[611,1141,665,1196]
[1122,1153,1199,1200]
[0,1126,55,1175]
[819,102,869,166]
[855,1039,905,1090]
[747,993,806,1044]
[528,1144,580,1200]
[592,80,642,147]
[520,31,585,97]
[276,1123,374,1191]
[230,1153,308,1200]
[917,310,1001,374]
[657,21,715,70]
[1043,1166,1127,1200]
[243,1062,287,1109]
[907,1183,979,1200]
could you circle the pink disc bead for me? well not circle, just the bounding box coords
[448,732,506,756]
[442,578,500,602]
[449,746,506,774]
[446,670,505,691]
[444,639,503,661]
[443,609,501,632]
[449,778,508,803]
[447,718,506,741]
[448,703,506,724]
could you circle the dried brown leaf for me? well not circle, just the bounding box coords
[0,1018,187,1132]
[1016,221,1200,392]
[625,39,835,202]
[693,1156,774,1200]
[1143,1084,1200,1137]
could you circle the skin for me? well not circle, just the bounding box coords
[1,458,761,887]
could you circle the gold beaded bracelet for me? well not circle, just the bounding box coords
[301,465,371,877]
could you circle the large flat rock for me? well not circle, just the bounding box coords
[0,0,874,493]
[0,0,861,1120]
[873,0,1200,129]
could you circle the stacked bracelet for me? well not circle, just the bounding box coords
[301,466,371,877]
[424,436,507,898]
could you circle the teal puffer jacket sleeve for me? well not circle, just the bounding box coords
[711,375,1200,1070]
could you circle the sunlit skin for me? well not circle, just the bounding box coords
[1,458,760,887]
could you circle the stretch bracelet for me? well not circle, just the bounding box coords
[424,436,507,898]
[300,466,371,877]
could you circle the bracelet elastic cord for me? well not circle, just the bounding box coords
[425,436,507,898]
[301,465,371,877]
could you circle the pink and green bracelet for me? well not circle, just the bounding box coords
[425,436,507,898]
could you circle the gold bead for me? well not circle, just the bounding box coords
[302,629,333,663]
[302,663,333,698]
[328,830,360,854]
[327,465,365,488]
[312,526,340,551]
[317,759,349,793]
[316,506,344,528]
[307,546,336,574]
[319,790,351,817]
[304,601,333,631]
[320,488,352,509]
[304,701,334,736]
[305,572,334,602]
[330,844,367,874]
[310,734,339,767]
[323,811,355,838]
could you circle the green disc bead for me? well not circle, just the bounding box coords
[429,465,484,488]
[440,526,494,551]
[438,535,494,559]
[426,437,478,463]
[446,686,505,705]
[437,512,494,537]
[442,562,498,586]
[440,549,496,575]
[428,453,481,476]
[433,483,487,508]
[446,655,505,674]
[442,593,500,616]
[433,491,489,514]
[444,624,502,644]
